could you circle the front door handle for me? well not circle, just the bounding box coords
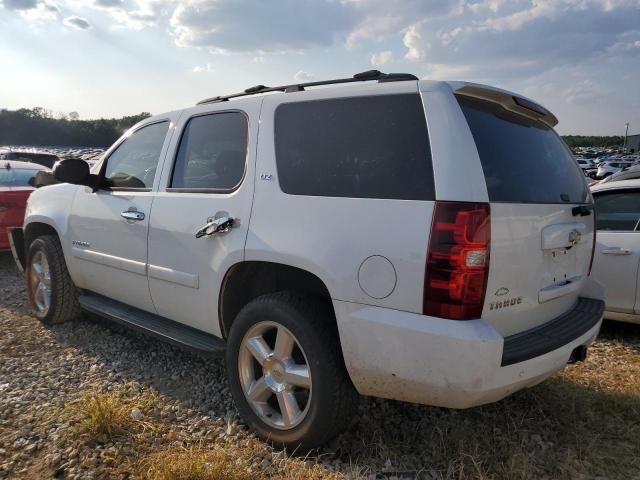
[121,210,145,221]
[602,247,632,255]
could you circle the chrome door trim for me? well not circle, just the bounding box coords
[72,247,147,276]
[148,264,199,289]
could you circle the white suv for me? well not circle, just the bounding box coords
[9,71,604,450]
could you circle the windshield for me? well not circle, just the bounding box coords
[457,95,589,204]
[0,168,38,187]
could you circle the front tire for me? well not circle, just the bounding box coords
[26,235,81,324]
[226,292,356,451]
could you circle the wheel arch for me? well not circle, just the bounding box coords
[219,261,334,339]
[24,221,60,248]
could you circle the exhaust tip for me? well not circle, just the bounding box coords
[568,345,588,364]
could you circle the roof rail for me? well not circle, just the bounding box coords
[196,70,418,105]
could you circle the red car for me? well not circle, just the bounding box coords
[0,160,48,252]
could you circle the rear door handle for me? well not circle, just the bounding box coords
[602,248,632,255]
[194,216,235,238]
[121,210,145,221]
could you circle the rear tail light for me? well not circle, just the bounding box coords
[588,207,597,276]
[423,201,491,320]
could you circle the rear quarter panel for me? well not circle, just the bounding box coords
[245,82,435,313]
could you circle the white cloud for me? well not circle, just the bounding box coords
[423,62,473,80]
[192,63,213,73]
[564,79,604,105]
[403,25,427,61]
[169,0,357,53]
[370,50,393,66]
[109,0,163,29]
[294,70,313,82]
[476,0,556,32]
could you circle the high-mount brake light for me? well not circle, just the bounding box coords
[513,96,549,116]
[423,202,491,320]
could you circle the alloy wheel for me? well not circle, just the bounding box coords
[30,250,51,315]
[238,321,312,430]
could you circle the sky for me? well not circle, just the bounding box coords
[0,0,639,135]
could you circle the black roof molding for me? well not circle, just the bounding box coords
[196,70,418,105]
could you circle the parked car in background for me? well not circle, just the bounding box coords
[0,150,59,169]
[0,161,48,252]
[576,158,597,177]
[595,161,635,179]
[598,165,640,185]
[590,179,640,324]
[9,71,604,449]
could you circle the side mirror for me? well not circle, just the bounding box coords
[53,158,91,186]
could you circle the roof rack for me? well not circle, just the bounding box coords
[196,70,418,105]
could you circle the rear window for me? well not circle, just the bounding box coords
[274,94,434,200]
[457,95,589,204]
[0,168,38,187]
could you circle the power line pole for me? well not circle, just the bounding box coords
[623,122,629,152]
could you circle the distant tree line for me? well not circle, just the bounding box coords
[0,107,627,150]
[0,107,151,147]
[562,135,624,148]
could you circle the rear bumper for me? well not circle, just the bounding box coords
[334,297,603,409]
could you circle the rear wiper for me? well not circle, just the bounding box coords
[572,205,593,217]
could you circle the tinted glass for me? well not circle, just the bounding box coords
[0,168,38,187]
[104,121,169,189]
[457,95,588,204]
[171,112,247,190]
[274,94,434,200]
[594,190,640,231]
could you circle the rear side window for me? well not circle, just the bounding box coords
[594,190,640,231]
[170,112,248,191]
[457,95,589,204]
[274,94,434,200]
[0,168,38,187]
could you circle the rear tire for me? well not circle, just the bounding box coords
[26,235,81,324]
[226,292,356,451]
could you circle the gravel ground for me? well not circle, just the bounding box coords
[1,251,639,479]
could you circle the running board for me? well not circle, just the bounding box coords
[79,294,226,357]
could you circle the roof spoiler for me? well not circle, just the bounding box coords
[454,84,558,128]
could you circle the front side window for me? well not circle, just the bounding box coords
[104,121,169,189]
[0,168,39,187]
[274,94,434,200]
[594,190,640,231]
[170,112,248,191]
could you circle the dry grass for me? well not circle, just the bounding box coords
[56,322,640,479]
[140,444,358,480]
[63,386,156,442]
[141,445,255,480]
